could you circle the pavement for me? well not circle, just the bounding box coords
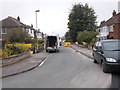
[2,45,93,78]
[70,44,93,59]
[2,50,49,78]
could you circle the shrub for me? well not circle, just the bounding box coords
[0,50,2,57]
[14,43,32,52]
[2,48,14,57]
[4,43,32,56]
[7,28,30,43]
[76,30,98,44]
[25,38,44,44]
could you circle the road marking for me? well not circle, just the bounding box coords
[38,54,49,67]
[39,60,46,67]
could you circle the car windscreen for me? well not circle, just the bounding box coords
[103,41,120,51]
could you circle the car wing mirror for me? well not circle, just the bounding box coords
[98,47,104,54]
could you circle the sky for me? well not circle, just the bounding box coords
[0,0,119,37]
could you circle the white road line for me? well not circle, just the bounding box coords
[39,60,46,67]
[38,54,49,67]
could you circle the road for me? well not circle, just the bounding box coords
[2,46,119,88]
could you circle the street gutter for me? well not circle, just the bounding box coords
[70,45,93,59]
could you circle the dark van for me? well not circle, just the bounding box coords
[92,39,120,73]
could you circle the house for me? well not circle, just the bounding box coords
[36,29,43,40]
[0,16,23,44]
[0,16,41,45]
[97,10,120,40]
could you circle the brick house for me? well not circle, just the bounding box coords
[97,10,120,40]
[0,16,38,45]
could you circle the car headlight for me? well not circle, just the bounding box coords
[106,58,117,62]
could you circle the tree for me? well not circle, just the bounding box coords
[76,30,98,44]
[7,28,30,43]
[65,31,72,42]
[67,3,97,42]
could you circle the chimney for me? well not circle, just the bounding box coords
[100,20,105,24]
[31,24,33,28]
[113,10,116,17]
[17,16,20,21]
[38,29,40,32]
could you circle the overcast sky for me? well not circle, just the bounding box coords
[0,0,119,37]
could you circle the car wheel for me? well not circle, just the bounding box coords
[93,58,98,63]
[102,62,109,73]
[46,49,48,52]
[92,54,98,63]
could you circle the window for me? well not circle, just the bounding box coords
[103,41,120,51]
[1,28,7,34]
[110,25,114,32]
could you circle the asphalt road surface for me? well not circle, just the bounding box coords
[2,46,120,88]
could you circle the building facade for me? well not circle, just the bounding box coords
[98,10,120,40]
[0,16,43,45]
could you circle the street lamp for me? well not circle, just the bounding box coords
[35,10,40,53]
[35,10,40,31]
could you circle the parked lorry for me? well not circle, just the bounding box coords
[44,35,60,52]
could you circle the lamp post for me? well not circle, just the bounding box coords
[35,10,40,30]
[35,10,40,53]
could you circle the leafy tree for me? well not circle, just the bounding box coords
[76,30,98,44]
[65,31,72,42]
[7,28,30,43]
[67,3,97,42]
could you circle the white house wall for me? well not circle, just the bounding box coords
[37,33,42,40]
[100,26,109,36]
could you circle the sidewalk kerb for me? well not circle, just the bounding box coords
[2,57,47,78]
[70,46,93,59]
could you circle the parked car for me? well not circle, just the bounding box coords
[92,39,120,73]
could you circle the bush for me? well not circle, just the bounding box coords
[76,30,98,44]
[2,43,32,57]
[14,43,32,52]
[2,48,14,57]
[7,28,30,43]
[25,38,44,44]
[6,45,22,54]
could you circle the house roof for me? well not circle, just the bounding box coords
[0,16,36,31]
[0,16,23,28]
[99,12,120,27]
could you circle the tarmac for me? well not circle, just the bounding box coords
[2,45,93,78]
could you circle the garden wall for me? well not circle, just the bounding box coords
[0,52,31,67]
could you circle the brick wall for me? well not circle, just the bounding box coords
[108,23,120,39]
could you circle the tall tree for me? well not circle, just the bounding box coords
[67,3,97,42]
[65,31,72,42]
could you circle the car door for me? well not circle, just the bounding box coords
[93,41,103,63]
[95,42,103,63]
[93,42,99,61]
